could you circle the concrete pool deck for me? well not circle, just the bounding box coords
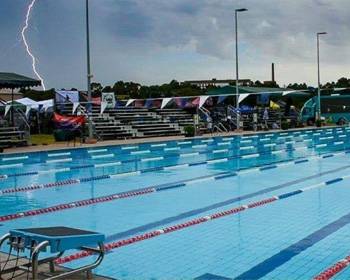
[0,252,113,280]
[1,125,340,155]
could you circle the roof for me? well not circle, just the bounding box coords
[0,72,41,89]
[206,86,310,96]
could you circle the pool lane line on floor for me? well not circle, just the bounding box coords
[104,162,350,243]
[0,126,346,163]
[1,127,347,172]
[1,155,349,229]
[0,133,345,180]
[0,133,312,173]
[0,127,346,168]
[313,255,350,280]
[55,170,350,265]
[0,146,347,195]
[235,212,350,280]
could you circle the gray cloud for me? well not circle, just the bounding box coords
[0,0,349,88]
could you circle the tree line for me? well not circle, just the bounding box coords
[21,77,350,101]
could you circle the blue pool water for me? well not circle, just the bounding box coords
[1,127,350,279]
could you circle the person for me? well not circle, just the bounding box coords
[263,107,269,130]
[207,115,213,134]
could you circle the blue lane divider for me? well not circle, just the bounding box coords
[325,177,343,185]
[294,159,309,164]
[277,189,303,199]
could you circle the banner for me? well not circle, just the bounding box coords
[217,95,227,104]
[72,102,80,114]
[53,113,85,131]
[100,101,108,114]
[55,90,79,103]
[25,106,31,118]
[4,105,11,117]
[199,96,209,108]
[238,93,250,104]
[92,96,101,106]
[102,92,116,108]
[161,98,172,109]
[175,97,188,108]
[126,99,135,107]
[144,99,153,108]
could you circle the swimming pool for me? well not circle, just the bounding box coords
[1,127,350,279]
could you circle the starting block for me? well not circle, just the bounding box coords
[0,226,105,280]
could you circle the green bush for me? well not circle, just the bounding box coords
[184,125,195,137]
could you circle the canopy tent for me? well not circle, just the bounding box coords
[3,97,54,118]
[206,85,310,97]
[0,72,41,124]
[0,72,41,89]
[7,97,39,108]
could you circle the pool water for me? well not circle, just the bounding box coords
[1,127,350,279]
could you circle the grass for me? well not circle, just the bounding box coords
[30,134,56,146]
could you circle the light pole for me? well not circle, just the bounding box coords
[235,8,247,130]
[86,0,93,139]
[316,32,327,121]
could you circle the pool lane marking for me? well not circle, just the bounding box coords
[0,126,343,163]
[46,158,72,163]
[0,130,346,176]
[87,149,108,153]
[151,143,167,147]
[104,163,350,244]
[91,154,115,159]
[0,139,340,180]
[236,210,350,280]
[47,152,71,157]
[1,156,28,161]
[1,158,350,226]
[0,141,348,185]
[1,147,334,194]
[55,171,350,265]
[313,255,350,280]
[0,163,23,169]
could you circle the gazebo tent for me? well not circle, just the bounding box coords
[0,72,41,89]
[0,72,41,124]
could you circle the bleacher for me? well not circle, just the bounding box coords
[0,126,27,149]
[155,109,194,128]
[105,108,183,138]
[56,104,186,140]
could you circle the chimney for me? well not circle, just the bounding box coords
[271,63,275,83]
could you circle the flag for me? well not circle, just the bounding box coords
[53,113,85,131]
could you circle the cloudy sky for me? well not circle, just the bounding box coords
[0,0,349,90]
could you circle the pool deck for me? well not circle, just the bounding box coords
[0,253,113,280]
[1,125,339,155]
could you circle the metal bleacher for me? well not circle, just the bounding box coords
[57,104,187,140]
[0,126,28,149]
[105,107,183,138]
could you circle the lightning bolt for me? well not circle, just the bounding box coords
[21,0,46,90]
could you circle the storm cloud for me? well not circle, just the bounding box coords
[0,0,349,89]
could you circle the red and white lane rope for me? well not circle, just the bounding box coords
[314,256,350,280]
